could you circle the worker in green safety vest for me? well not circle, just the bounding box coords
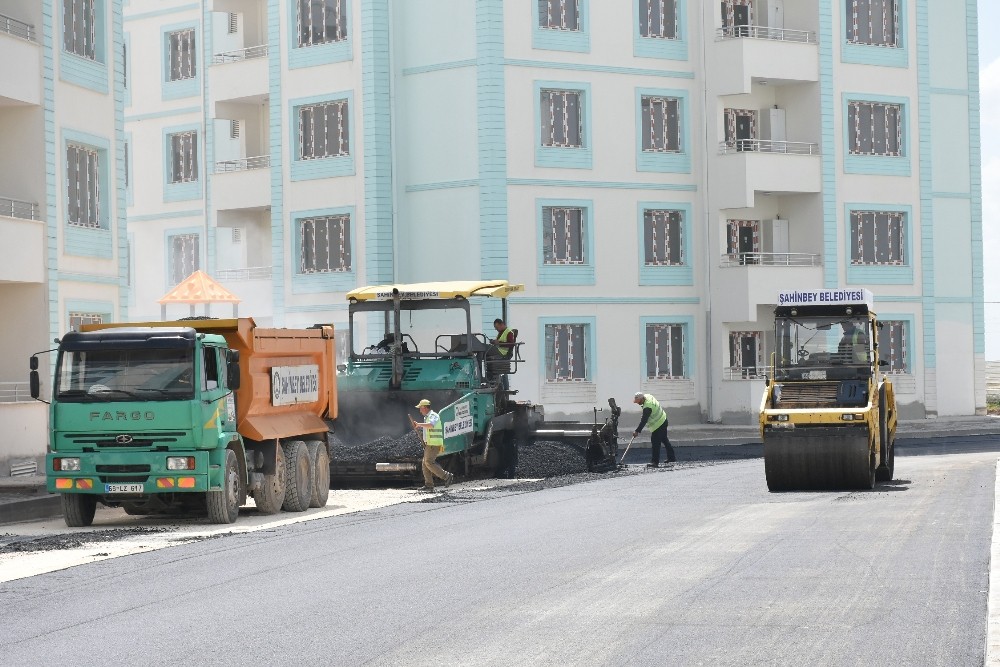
[633,392,675,468]
[410,398,454,492]
[838,321,868,364]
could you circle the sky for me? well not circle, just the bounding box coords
[980,1,1000,359]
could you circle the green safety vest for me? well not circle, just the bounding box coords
[641,394,667,432]
[845,328,866,362]
[497,328,514,357]
[424,410,444,447]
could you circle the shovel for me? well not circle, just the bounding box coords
[619,435,636,467]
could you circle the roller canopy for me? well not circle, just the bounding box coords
[346,280,525,302]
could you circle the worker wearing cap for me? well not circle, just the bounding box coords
[410,399,454,491]
[633,392,675,468]
[485,318,518,391]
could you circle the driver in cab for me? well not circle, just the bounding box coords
[838,321,869,364]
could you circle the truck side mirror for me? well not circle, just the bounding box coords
[29,370,40,399]
[29,356,38,371]
[227,350,241,390]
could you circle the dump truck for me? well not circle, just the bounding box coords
[331,280,621,482]
[759,289,897,491]
[31,318,336,526]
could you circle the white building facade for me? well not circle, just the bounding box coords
[124,0,984,423]
[0,0,127,474]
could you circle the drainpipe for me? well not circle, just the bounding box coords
[700,0,714,422]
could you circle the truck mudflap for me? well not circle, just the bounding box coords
[763,425,874,491]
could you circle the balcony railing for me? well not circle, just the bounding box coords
[0,381,34,403]
[0,13,36,41]
[720,253,821,268]
[0,196,41,221]
[724,367,767,381]
[215,266,273,281]
[215,155,270,173]
[716,24,816,44]
[212,44,269,64]
[719,139,820,155]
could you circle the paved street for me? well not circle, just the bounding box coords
[0,441,996,666]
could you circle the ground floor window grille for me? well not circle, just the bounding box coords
[646,324,685,379]
[169,233,199,285]
[545,323,588,382]
[299,214,351,273]
[878,320,908,373]
[729,331,762,378]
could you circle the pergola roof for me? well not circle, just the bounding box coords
[157,270,242,305]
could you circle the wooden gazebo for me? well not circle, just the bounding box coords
[158,270,242,319]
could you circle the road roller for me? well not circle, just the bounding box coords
[760,289,897,491]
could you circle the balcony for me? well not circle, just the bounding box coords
[711,25,818,96]
[0,14,40,106]
[715,140,821,209]
[209,45,268,106]
[715,253,823,322]
[212,156,271,210]
[0,197,43,283]
[214,266,273,317]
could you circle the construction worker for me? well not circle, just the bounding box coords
[485,318,517,390]
[633,392,675,468]
[410,398,454,492]
[838,321,868,364]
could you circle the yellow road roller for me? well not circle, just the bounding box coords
[760,289,897,491]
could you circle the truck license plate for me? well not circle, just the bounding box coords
[105,483,144,494]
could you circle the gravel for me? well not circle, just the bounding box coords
[0,527,166,554]
[516,440,591,478]
[331,430,424,463]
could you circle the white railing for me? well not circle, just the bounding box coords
[719,139,820,155]
[0,381,34,403]
[0,196,41,221]
[716,24,816,44]
[212,44,269,64]
[720,252,822,268]
[215,266,272,281]
[724,367,767,381]
[215,155,270,173]
[0,13,36,41]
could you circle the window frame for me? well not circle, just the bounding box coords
[166,27,197,82]
[59,0,108,93]
[289,92,356,181]
[728,330,764,379]
[533,0,591,53]
[165,228,202,287]
[286,0,353,68]
[841,0,908,68]
[637,201,693,285]
[66,300,113,335]
[62,128,112,259]
[298,99,351,161]
[844,203,914,285]
[534,81,593,170]
[636,88,691,173]
[643,321,688,380]
[160,22,200,100]
[875,315,915,375]
[842,94,911,176]
[540,318,597,384]
[162,125,202,202]
[633,0,688,60]
[536,198,595,285]
[291,206,357,294]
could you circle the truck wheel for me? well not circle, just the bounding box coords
[875,438,895,482]
[253,444,285,514]
[306,441,331,508]
[207,449,241,524]
[62,494,97,527]
[282,440,312,512]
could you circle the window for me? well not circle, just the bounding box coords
[724,108,757,151]
[643,209,683,265]
[727,219,760,264]
[850,210,905,265]
[167,28,196,81]
[203,346,220,390]
[846,0,898,47]
[64,0,96,60]
[297,0,347,46]
[299,214,351,274]
[169,233,199,285]
[299,100,349,160]
[646,323,685,378]
[545,323,588,382]
[729,331,762,379]
[641,96,681,152]
[541,89,583,148]
[539,0,580,31]
[877,320,908,373]
[69,312,103,330]
[640,0,677,38]
[721,0,752,36]
[67,144,101,229]
[168,132,198,184]
[848,101,902,156]
[542,207,585,265]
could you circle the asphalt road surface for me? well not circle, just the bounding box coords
[0,440,996,666]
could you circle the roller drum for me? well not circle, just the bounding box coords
[764,426,875,491]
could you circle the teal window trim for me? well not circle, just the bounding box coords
[162,123,202,203]
[164,226,203,287]
[539,316,598,383]
[62,128,113,259]
[291,205,357,294]
[874,312,916,374]
[640,315,695,379]
[289,91,356,181]
[844,202,914,285]
[841,0,908,68]
[537,198,595,285]
[123,31,132,107]
[635,87,691,173]
[534,80,593,170]
[59,0,109,93]
[842,93,911,176]
[637,201,693,285]
[286,0,353,69]
[125,131,133,206]
[161,21,200,101]
[66,299,114,331]
[533,0,590,53]
[632,0,688,60]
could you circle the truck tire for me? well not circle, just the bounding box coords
[253,444,285,514]
[306,440,331,508]
[207,449,241,524]
[62,494,97,527]
[282,440,312,512]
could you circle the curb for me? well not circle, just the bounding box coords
[0,494,61,525]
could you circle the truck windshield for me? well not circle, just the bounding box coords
[775,316,870,371]
[55,348,196,402]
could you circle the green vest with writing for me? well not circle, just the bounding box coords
[425,410,444,447]
[641,394,667,431]
[497,327,514,357]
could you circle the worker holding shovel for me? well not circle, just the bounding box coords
[633,392,675,468]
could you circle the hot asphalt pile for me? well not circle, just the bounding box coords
[331,430,424,462]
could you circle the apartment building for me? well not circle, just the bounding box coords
[0,0,126,474]
[124,0,983,423]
